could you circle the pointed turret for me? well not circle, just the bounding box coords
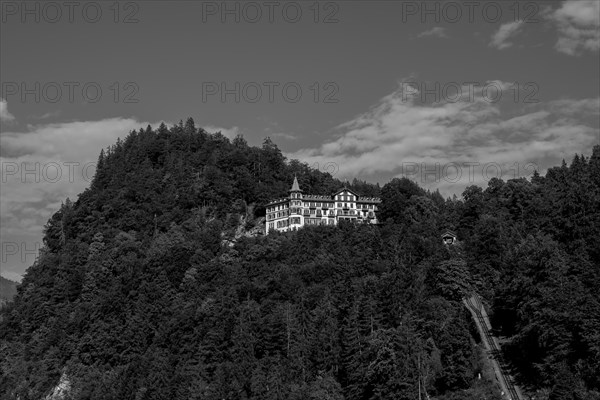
[290,175,302,192]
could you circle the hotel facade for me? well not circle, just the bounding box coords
[265,177,381,234]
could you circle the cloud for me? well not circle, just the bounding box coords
[417,27,448,39]
[288,82,599,197]
[1,271,23,283]
[0,98,15,122]
[1,117,153,278]
[489,20,525,49]
[203,125,240,140]
[33,110,62,120]
[271,132,297,141]
[549,0,600,55]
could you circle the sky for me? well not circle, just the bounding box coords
[1,0,599,282]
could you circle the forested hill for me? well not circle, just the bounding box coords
[0,119,599,399]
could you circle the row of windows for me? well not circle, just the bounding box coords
[336,194,355,201]
[267,204,288,213]
[292,191,355,202]
[268,206,376,220]
[292,192,355,202]
[303,209,335,216]
[268,202,376,213]
[270,210,375,222]
[308,202,334,208]
[266,210,290,220]
[305,218,335,225]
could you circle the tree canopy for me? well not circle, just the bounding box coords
[1,120,599,399]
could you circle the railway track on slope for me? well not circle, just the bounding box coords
[465,295,520,400]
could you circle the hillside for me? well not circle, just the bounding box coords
[0,120,599,399]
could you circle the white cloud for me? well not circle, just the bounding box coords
[203,125,240,140]
[490,20,525,49]
[549,0,600,55]
[0,118,153,278]
[417,27,448,39]
[1,271,23,283]
[0,98,15,122]
[288,82,599,197]
[33,110,62,120]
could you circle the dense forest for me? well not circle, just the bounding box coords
[1,118,599,399]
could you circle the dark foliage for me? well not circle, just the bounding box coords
[1,120,598,399]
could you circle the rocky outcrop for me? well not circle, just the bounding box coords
[44,371,71,400]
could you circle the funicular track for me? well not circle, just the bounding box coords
[464,295,521,400]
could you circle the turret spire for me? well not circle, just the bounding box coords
[290,175,302,192]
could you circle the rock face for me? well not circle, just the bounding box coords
[44,372,71,400]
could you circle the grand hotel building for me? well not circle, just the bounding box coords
[265,176,381,234]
